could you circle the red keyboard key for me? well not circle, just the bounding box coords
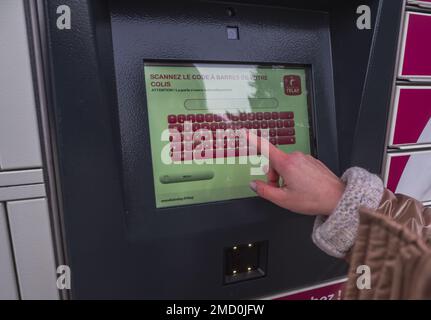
[201,123,210,130]
[235,138,241,148]
[205,114,214,122]
[277,128,295,136]
[210,123,219,131]
[214,130,225,140]
[238,138,247,148]
[252,121,260,129]
[271,112,279,120]
[283,120,295,127]
[228,140,236,149]
[269,137,277,145]
[261,121,268,129]
[233,122,242,130]
[264,112,271,120]
[183,151,193,161]
[238,128,247,138]
[231,114,239,121]
[183,133,193,142]
[196,114,205,122]
[269,129,276,137]
[226,123,234,130]
[177,115,186,123]
[168,115,177,124]
[260,129,269,139]
[215,139,227,149]
[227,130,236,139]
[279,112,294,119]
[214,114,223,122]
[219,123,227,130]
[169,131,182,142]
[239,113,248,121]
[175,124,183,133]
[243,121,252,129]
[202,140,213,149]
[193,140,202,150]
[184,142,193,151]
[278,136,296,145]
[247,113,256,121]
[170,142,183,152]
[192,123,201,131]
[171,151,182,162]
[186,114,195,123]
[206,149,215,160]
[276,120,284,128]
[183,122,192,132]
[256,112,263,120]
[268,120,276,128]
[195,149,214,160]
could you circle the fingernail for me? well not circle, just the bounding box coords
[249,181,257,192]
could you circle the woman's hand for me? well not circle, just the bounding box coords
[249,134,345,216]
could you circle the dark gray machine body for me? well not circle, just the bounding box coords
[32,0,403,299]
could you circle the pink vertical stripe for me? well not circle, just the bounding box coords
[387,155,410,193]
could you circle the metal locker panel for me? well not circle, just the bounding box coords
[0,169,44,187]
[0,203,19,300]
[408,0,431,9]
[0,0,43,170]
[7,198,59,300]
[0,184,46,202]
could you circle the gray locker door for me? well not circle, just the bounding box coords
[0,203,19,300]
[7,199,59,300]
[0,0,42,170]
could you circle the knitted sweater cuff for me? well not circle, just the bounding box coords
[312,167,384,258]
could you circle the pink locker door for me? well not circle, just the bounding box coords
[385,150,431,202]
[389,86,431,146]
[399,12,431,80]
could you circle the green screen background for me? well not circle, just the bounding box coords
[144,63,312,208]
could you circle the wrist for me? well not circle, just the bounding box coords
[323,180,346,216]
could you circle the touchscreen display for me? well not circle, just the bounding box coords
[144,62,313,208]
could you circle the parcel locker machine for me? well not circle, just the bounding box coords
[28,0,404,298]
